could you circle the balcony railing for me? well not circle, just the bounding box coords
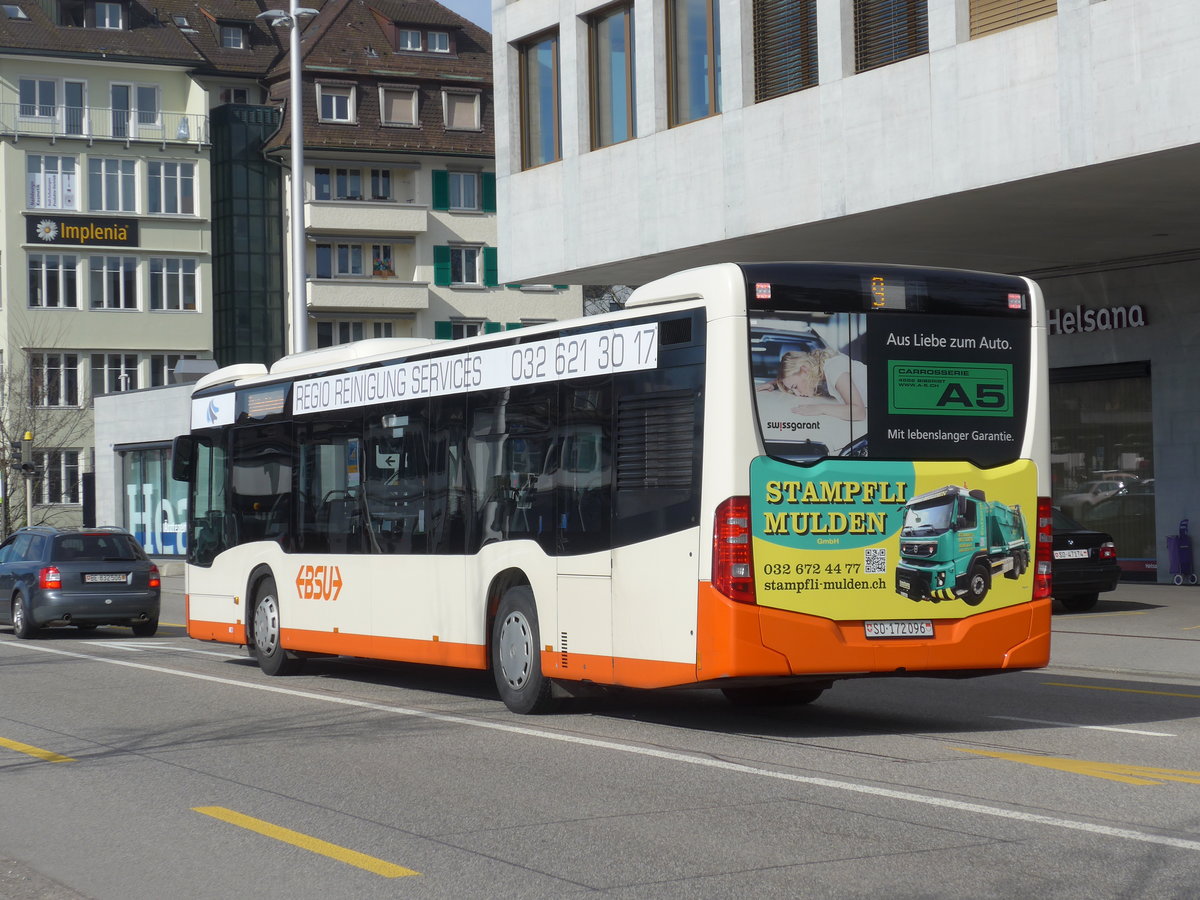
[0,104,209,147]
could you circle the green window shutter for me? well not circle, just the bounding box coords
[504,283,522,289]
[553,284,569,290]
[433,245,451,286]
[432,170,450,211]
[481,172,496,213]
[482,247,499,287]
[483,322,503,334]
[506,322,523,330]
[434,320,453,340]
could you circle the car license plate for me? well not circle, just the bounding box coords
[1053,549,1089,560]
[85,573,128,584]
[865,620,934,639]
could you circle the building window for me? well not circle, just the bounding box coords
[29,352,79,407]
[753,0,817,101]
[429,31,449,52]
[89,256,137,309]
[317,84,355,123]
[590,3,636,148]
[372,245,394,276]
[110,83,158,137]
[88,157,136,212]
[970,0,1055,39]
[443,90,480,131]
[370,169,391,200]
[28,254,78,308]
[667,0,721,126]
[18,78,55,117]
[449,172,479,210]
[380,86,417,126]
[450,247,479,285]
[519,32,561,168]
[398,28,421,50]
[148,161,195,214]
[854,0,928,73]
[90,352,138,396]
[95,1,121,28]
[314,243,376,278]
[219,24,246,48]
[219,87,250,104]
[336,168,363,200]
[315,320,394,347]
[434,320,483,340]
[36,450,81,505]
[26,154,77,210]
[3,5,30,19]
[150,352,196,386]
[149,258,197,310]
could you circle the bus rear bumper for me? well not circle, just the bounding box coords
[696,582,1051,681]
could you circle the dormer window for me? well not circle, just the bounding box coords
[398,28,421,50]
[95,0,121,28]
[316,83,356,124]
[429,31,449,52]
[220,24,246,48]
[394,26,455,55]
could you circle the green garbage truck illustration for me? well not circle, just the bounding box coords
[894,485,1030,605]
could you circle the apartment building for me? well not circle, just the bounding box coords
[492,0,1200,580]
[0,1,217,527]
[261,0,579,354]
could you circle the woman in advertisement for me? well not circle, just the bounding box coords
[756,347,866,421]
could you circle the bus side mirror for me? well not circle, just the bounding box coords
[172,434,195,483]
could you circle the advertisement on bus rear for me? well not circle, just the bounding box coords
[750,457,1038,620]
[749,310,1030,467]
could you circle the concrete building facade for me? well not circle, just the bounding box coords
[492,0,1200,580]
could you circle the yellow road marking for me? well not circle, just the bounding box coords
[955,748,1200,786]
[1043,682,1200,700]
[193,807,419,878]
[1183,624,1200,631]
[0,737,74,763]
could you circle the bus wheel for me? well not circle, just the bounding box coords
[722,685,825,707]
[963,563,990,606]
[252,578,305,676]
[491,586,555,714]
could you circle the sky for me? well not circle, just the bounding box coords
[443,0,491,31]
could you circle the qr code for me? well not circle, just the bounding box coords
[864,548,887,575]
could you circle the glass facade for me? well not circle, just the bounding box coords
[121,445,188,555]
[210,105,286,367]
[1050,364,1156,578]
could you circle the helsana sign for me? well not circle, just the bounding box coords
[1047,303,1146,336]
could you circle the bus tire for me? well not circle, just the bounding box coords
[251,577,305,676]
[491,586,555,714]
[722,685,825,707]
[963,563,990,606]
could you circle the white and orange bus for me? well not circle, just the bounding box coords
[172,262,1052,713]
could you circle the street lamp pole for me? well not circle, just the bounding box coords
[287,0,307,356]
[259,3,319,356]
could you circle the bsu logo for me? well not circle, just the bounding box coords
[295,564,343,602]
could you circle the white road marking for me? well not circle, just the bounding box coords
[4,641,1200,854]
[87,640,244,659]
[989,715,1176,737]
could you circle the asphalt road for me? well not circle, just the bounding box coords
[0,579,1197,899]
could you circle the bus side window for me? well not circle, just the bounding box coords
[365,403,430,554]
[229,423,293,551]
[297,415,369,554]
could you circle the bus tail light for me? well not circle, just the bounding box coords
[149,564,161,589]
[40,566,62,590]
[713,496,756,604]
[1034,496,1052,601]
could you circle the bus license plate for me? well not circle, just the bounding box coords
[865,620,933,639]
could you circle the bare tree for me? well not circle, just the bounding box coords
[584,285,636,316]
[0,315,98,536]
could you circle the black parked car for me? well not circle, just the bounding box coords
[1052,508,1120,612]
[0,526,160,638]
